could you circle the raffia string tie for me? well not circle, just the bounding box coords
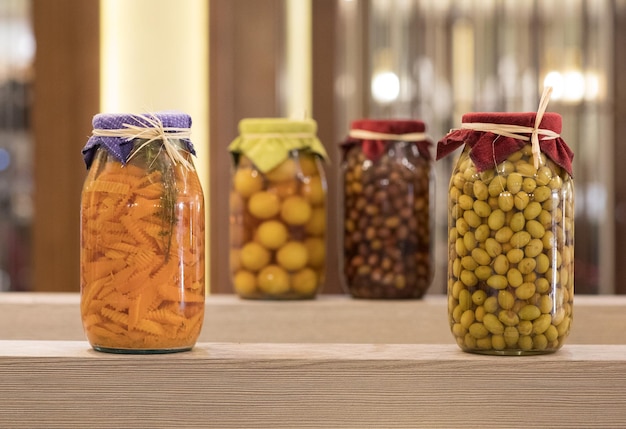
[91,113,194,170]
[348,129,428,141]
[460,86,558,169]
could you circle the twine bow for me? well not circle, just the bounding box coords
[346,129,430,161]
[348,129,428,142]
[91,113,195,170]
[460,86,558,169]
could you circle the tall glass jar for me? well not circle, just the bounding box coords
[438,111,574,355]
[228,118,328,299]
[340,119,434,299]
[80,112,205,353]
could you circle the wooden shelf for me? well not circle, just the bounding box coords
[2,293,626,427]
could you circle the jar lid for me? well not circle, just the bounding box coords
[341,119,432,161]
[82,111,195,169]
[349,119,427,135]
[437,111,573,176]
[228,118,328,173]
[92,111,192,130]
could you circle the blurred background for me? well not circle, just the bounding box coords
[1,0,623,295]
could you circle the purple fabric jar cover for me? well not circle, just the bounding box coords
[82,111,196,169]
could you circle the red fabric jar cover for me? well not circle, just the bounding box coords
[341,119,432,161]
[437,112,574,176]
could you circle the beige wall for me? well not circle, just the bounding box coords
[100,0,211,291]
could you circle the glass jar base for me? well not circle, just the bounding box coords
[92,345,193,354]
[463,349,559,356]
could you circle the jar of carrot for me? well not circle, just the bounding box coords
[228,118,328,299]
[80,112,205,353]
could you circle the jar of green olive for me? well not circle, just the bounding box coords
[438,111,574,355]
[228,118,328,300]
[340,119,434,299]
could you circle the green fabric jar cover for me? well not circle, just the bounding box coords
[228,118,329,173]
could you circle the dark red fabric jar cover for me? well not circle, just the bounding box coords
[437,112,574,176]
[341,119,432,161]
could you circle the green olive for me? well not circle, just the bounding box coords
[526,219,545,239]
[487,209,505,230]
[515,282,536,300]
[493,254,510,275]
[497,290,515,310]
[498,192,515,211]
[510,212,526,232]
[519,304,541,321]
[473,180,489,201]
[473,200,492,218]
[499,310,520,327]
[469,322,490,339]
[506,268,523,288]
[523,201,542,220]
[487,274,508,290]
[514,192,530,210]
[460,309,475,329]
[485,238,503,257]
[506,173,523,194]
[483,313,505,335]
[475,265,493,280]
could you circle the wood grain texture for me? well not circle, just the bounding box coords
[2,294,626,427]
[32,1,99,292]
[1,341,626,428]
[208,0,284,294]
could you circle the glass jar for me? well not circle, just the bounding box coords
[228,118,328,299]
[438,111,574,355]
[80,112,205,353]
[340,119,434,299]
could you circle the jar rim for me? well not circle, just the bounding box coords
[92,111,192,130]
[238,118,318,135]
[350,119,426,134]
[461,112,562,133]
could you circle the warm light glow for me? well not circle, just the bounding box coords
[585,72,600,101]
[286,0,312,117]
[562,70,585,103]
[544,69,596,103]
[371,71,400,103]
[543,71,564,100]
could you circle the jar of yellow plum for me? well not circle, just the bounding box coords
[80,112,205,353]
[228,118,328,299]
[438,107,574,355]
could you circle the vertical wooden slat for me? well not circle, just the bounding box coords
[312,0,342,294]
[32,1,99,292]
[209,0,283,293]
[613,3,626,294]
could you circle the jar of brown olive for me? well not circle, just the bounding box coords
[228,118,328,300]
[340,119,434,299]
[437,99,575,355]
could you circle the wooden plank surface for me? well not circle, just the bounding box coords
[2,294,626,427]
[1,341,626,428]
[1,293,626,344]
